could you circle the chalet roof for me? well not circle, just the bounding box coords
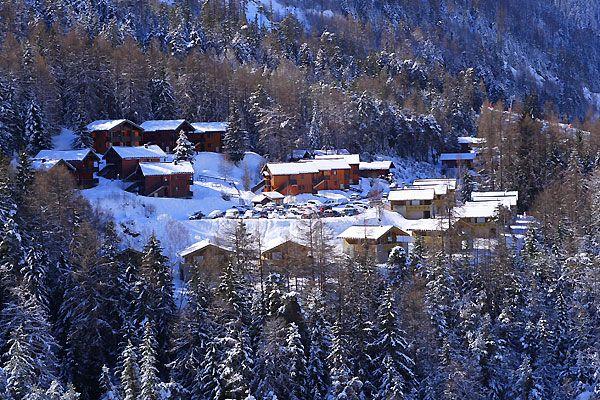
[291,149,312,159]
[388,188,435,201]
[406,184,448,196]
[315,153,360,164]
[439,152,476,161]
[265,162,320,176]
[191,122,228,133]
[454,201,501,219]
[106,145,166,159]
[86,119,141,132]
[303,158,351,171]
[458,136,486,145]
[338,225,407,241]
[139,161,194,176]
[179,239,232,258]
[404,218,452,233]
[34,149,98,162]
[140,120,192,132]
[262,237,306,253]
[252,191,285,204]
[413,178,457,190]
[471,191,519,201]
[313,149,350,156]
[359,160,394,171]
[31,158,75,172]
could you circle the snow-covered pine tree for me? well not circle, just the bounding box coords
[13,150,34,208]
[0,78,21,156]
[284,322,308,400]
[219,325,254,398]
[99,365,120,400]
[459,170,475,204]
[4,324,36,399]
[371,286,415,399]
[21,247,49,311]
[120,340,141,400]
[137,234,175,368]
[218,261,251,325]
[148,69,178,120]
[224,102,247,164]
[139,322,160,400]
[194,339,223,400]
[173,131,195,163]
[71,114,93,149]
[24,100,50,155]
[307,307,331,400]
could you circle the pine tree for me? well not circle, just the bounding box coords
[173,131,195,163]
[71,114,93,149]
[371,286,415,399]
[99,365,120,400]
[0,78,21,156]
[139,322,160,400]
[13,150,34,208]
[224,102,247,164]
[148,69,178,120]
[25,100,50,155]
[308,310,331,400]
[284,322,308,400]
[195,339,223,400]
[4,325,37,400]
[219,326,254,398]
[137,235,175,368]
[120,340,141,400]
[460,170,475,204]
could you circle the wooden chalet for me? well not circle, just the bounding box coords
[453,201,501,239]
[458,136,485,153]
[33,149,100,188]
[405,218,453,249]
[252,191,285,205]
[389,188,436,219]
[261,238,311,270]
[101,145,166,180]
[189,122,227,152]
[471,191,518,211]
[314,153,360,185]
[140,120,195,153]
[179,239,233,280]
[358,160,395,179]
[439,152,476,176]
[262,158,352,195]
[134,161,194,198]
[87,119,143,154]
[406,183,455,217]
[338,225,412,263]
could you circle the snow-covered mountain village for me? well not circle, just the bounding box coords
[1,1,600,399]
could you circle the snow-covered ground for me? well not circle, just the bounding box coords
[80,150,434,262]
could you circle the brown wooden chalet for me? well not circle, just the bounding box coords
[261,238,311,269]
[140,120,195,153]
[87,119,143,154]
[33,149,100,188]
[179,239,233,280]
[101,145,167,180]
[189,122,227,152]
[262,158,352,195]
[338,225,412,263]
[132,161,194,198]
[358,160,395,179]
[314,153,360,184]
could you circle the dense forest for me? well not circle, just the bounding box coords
[0,0,599,399]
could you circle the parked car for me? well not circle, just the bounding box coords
[349,193,362,200]
[188,211,205,220]
[207,210,224,219]
[306,199,322,207]
[243,210,255,219]
[323,209,341,217]
[225,208,240,219]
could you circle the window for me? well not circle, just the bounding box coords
[387,236,393,243]
[193,255,204,263]
[272,252,283,260]
[411,200,420,206]
[396,236,404,242]
[423,211,431,218]
[476,217,486,224]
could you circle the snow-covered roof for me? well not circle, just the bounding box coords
[262,237,305,253]
[314,153,360,165]
[439,153,476,161]
[406,184,448,196]
[139,161,194,176]
[404,218,452,233]
[31,159,75,172]
[86,119,140,131]
[266,162,320,175]
[252,191,285,203]
[313,149,350,156]
[413,178,457,190]
[291,149,312,159]
[454,201,501,219]
[359,160,393,171]
[338,225,405,240]
[140,120,189,132]
[265,158,351,176]
[34,149,97,162]
[107,145,166,159]
[388,188,435,201]
[471,191,518,201]
[458,136,486,145]
[179,239,232,258]
[191,122,228,133]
